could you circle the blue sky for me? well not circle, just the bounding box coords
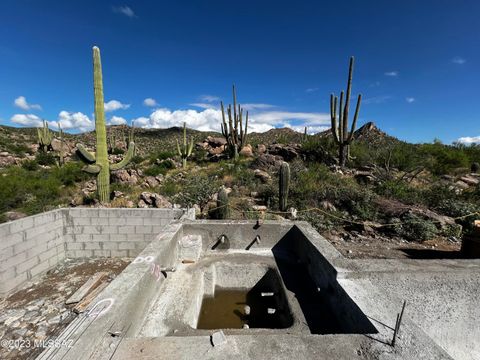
[0,0,478,143]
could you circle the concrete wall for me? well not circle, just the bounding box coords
[0,207,193,297]
[63,208,187,258]
[0,210,65,297]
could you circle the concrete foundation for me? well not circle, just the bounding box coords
[7,218,478,360]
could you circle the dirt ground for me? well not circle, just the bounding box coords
[322,230,462,259]
[0,258,131,360]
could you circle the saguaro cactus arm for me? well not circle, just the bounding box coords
[76,144,96,164]
[110,142,135,171]
[83,164,102,174]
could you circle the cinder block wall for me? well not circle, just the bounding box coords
[0,210,65,296]
[0,207,193,297]
[63,208,187,258]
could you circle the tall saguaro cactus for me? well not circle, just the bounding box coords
[279,162,290,212]
[330,56,362,167]
[220,85,248,161]
[76,46,135,203]
[37,120,53,152]
[176,122,194,168]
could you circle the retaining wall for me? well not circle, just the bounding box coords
[0,208,193,297]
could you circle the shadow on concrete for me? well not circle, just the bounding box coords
[400,249,466,259]
[272,226,378,335]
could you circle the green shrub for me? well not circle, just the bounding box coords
[149,150,176,163]
[22,159,39,171]
[173,174,219,212]
[51,162,88,186]
[35,152,57,166]
[375,180,422,205]
[144,160,175,176]
[394,213,438,241]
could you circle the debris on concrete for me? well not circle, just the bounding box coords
[0,258,130,360]
[211,330,227,347]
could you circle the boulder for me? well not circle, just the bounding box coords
[257,144,267,154]
[145,176,159,188]
[267,143,300,161]
[459,175,479,186]
[206,136,227,147]
[239,144,254,157]
[254,169,271,183]
[251,154,283,171]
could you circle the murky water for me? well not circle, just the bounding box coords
[196,286,293,330]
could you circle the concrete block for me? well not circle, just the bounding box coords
[30,261,50,278]
[74,250,94,258]
[127,249,141,257]
[93,250,111,257]
[39,247,58,263]
[125,218,144,226]
[134,225,153,234]
[73,234,93,242]
[72,217,91,226]
[9,217,34,233]
[90,217,111,226]
[118,242,137,250]
[109,217,128,226]
[118,226,136,234]
[84,242,102,250]
[0,252,27,271]
[102,242,119,250]
[15,256,40,275]
[110,250,129,257]
[91,234,113,242]
[0,267,15,281]
[0,223,11,239]
[13,238,37,255]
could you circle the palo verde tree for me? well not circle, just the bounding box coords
[76,46,135,203]
[330,56,362,167]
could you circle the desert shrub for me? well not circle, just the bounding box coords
[0,167,62,216]
[419,143,469,175]
[35,151,57,166]
[149,150,176,163]
[159,179,179,197]
[375,180,422,205]
[394,213,438,241]
[290,163,378,221]
[174,174,219,212]
[144,160,175,176]
[111,148,125,155]
[22,159,39,171]
[51,162,88,186]
[471,162,480,173]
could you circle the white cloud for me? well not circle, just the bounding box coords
[406,97,415,103]
[10,114,43,127]
[305,88,319,93]
[384,71,399,77]
[133,107,330,134]
[456,136,480,144]
[104,100,130,112]
[11,111,93,132]
[363,95,392,105]
[14,96,42,111]
[242,103,275,111]
[199,95,220,102]
[143,98,158,107]
[56,111,93,132]
[452,56,466,65]
[108,116,127,125]
[112,5,136,18]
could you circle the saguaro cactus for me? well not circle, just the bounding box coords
[76,46,135,203]
[58,123,65,166]
[279,162,290,212]
[217,187,229,219]
[37,120,53,152]
[220,85,248,161]
[330,56,362,167]
[176,122,194,168]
